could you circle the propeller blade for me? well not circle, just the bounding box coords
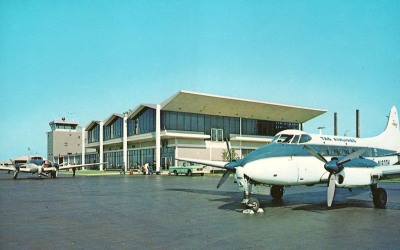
[13,171,19,180]
[337,148,368,165]
[304,145,327,163]
[225,138,232,161]
[217,171,231,189]
[327,174,336,207]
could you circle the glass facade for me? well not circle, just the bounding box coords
[104,151,124,168]
[104,117,123,140]
[128,148,154,168]
[128,108,156,136]
[86,106,301,166]
[88,108,300,144]
[88,124,100,143]
[85,153,99,164]
[161,111,299,139]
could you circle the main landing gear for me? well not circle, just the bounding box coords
[370,184,387,209]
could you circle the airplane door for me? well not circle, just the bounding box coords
[298,164,306,183]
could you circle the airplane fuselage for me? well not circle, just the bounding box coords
[237,130,398,188]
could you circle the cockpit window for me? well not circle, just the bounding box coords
[291,135,300,144]
[277,134,294,143]
[299,134,312,143]
[273,133,312,144]
[271,135,280,143]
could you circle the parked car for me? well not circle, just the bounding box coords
[168,162,206,176]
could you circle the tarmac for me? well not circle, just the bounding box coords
[1,173,400,250]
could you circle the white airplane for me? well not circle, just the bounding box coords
[0,150,107,179]
[178,106,400,211]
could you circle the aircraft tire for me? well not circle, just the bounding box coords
[373,188,387,209]
[271,185,284,200]
[247,198,260,212]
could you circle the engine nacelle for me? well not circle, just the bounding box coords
[335,167,375,188]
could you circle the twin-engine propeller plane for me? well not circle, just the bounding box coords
[178,106,400,211]
[0,150,106,179]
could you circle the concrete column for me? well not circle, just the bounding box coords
[81,126,85,169]
[156,104,161,174]
[99,121,104,171]
[123,114,128,172]
[239,117,242,159]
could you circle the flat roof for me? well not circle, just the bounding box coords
[161,90,327,123]
[49,120,79,126]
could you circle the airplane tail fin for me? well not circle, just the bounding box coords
[375,106,400,151]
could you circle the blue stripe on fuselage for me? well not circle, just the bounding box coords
[240,143,395,167]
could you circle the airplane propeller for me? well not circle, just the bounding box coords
[217,138,239,188]
[13,165,20,180]
[304,145,368,207]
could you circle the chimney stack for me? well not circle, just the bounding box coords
[356,109,360,138]
[334,112,338,136]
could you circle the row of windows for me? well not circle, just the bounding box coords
[80,147,256,170]
[317,146,386,158]
[161,111,299,138]
[50,124,78,130]
[88,108,300,142]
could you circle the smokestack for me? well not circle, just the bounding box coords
[356,109,360,138]
[334,112,338,136]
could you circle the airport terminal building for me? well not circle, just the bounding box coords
[50,91,326,173]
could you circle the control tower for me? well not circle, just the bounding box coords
[47,117,82,164]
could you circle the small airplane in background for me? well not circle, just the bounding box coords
[0,149,106,179]
[178,106,400,211]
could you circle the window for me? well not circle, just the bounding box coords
[279,134,294,143]
[291,135,300,144]
[299,134,312,143]
[211,128,223,141]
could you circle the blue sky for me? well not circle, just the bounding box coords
[1,0,399,160]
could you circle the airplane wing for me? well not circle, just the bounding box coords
[176,157,227,169]
[58,162,108,170]
[43,167,57,172]
[0,165,16,171]
[372,165,400,180]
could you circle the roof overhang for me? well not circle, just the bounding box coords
[161,91,327,123]
[86,121,100,131]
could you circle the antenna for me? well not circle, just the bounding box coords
[318,127,326,135]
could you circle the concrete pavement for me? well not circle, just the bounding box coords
[1,174,399,249]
